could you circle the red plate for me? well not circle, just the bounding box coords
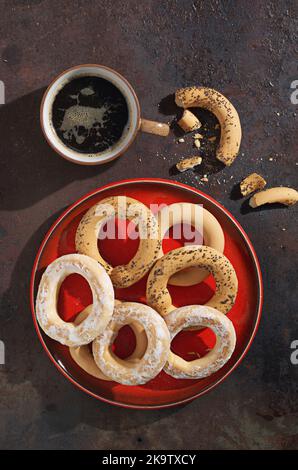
[30,178,263,409]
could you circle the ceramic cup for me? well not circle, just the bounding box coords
[40,64,169,165]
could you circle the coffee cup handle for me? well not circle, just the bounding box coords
[140,118,170,137]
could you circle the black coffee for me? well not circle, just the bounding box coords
[51,76,129,154]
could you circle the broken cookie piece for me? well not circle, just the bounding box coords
[175,87,242,166]
[249,187,298,208]
[240,173,267,196]
[176,155,202,172]
[177,110,201,133]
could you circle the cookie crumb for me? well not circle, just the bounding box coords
[176,155,202,172]
[200,174,208,182]
[193,133,203,139]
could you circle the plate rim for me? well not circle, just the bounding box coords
[30,177,263,410]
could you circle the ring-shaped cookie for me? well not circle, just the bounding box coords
[69,303,148,381]
[157,203,225,286]
[35,254,114,346]
[146,245,238,317]
[164,305,236,379]
[92,301,171,385]
[175,86,242,166]
[75,196,161,288]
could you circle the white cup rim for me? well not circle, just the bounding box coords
[40,64,141,165]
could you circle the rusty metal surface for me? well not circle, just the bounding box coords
[0,0,297,450]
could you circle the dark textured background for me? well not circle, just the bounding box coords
[0,0,297,450]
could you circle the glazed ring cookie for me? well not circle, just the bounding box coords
[146,245,238,317]
[175,87,242,166]
[75,196,161,288]
[35,254,114,347]
[164,305,236,379]
[157,203,224,286]
[92,301,171,385]
[69,304,148,381]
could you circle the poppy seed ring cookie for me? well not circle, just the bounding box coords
[92,301,171,385]
[175,86,242,166]
[157,203,225,286]
[164,305,236,379]
[146,245,238,317]
[69,303,148,381]
[75,196,161,288]
[35,254,114,347]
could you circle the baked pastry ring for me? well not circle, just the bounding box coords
[75,196,161,288]
[164,305,236,379]
[157,203,224,286]
[35,253,114,346]
[175,86,241,166]
[69,304,147,381]
[249,187,298,208]
[92,301,171,385]
[146,245,238,317]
